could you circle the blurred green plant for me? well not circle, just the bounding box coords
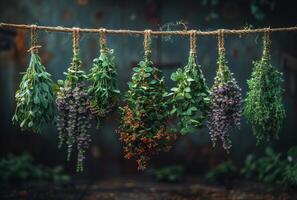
[150,165,184,182]
[241,147,297,186]
[206,160,237,182]
[0,154,70,184]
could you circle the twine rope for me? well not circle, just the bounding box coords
[99,28,106,50]
[27,25,41,53]
[263,28,270,59]
[72,27,79,55]
[144,29,152,55]
[190,30,196,54]
[218,29,225,54]
[1,23,297,36]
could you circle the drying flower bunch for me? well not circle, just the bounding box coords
[87,43,120,126]
[12,48,55,133]
[207,49,242,152]
[118,36,177,169]
[56,30,92,172]
[244,33,285,144]
[170,51,210,134]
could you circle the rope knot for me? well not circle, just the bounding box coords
[29,24,39,53]
[144,29,152,55]
[189,30,197,55]
[72,27,80,55]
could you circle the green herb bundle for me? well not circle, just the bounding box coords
[87,32,120,126]
[12,26,55,133]
[170,32,210,134]
[118,31,177,170]
[56,29,92,172]
[244,32,285,143]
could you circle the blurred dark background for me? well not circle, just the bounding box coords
[0,0,297,179]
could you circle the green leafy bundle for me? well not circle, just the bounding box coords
[244,34,285,144]
[12,53,55,133]
[118,36,177,170]
[170,51,210,134]
[88,44,120,126]
[56,31,92,172]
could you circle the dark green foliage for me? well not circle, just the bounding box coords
[0,154,69,184]
[207,51,242,152]
[88,45,120,126]
[244,36,285,144]
[241,147,297,186]
[206,160,237,182]
[118,51,177,170]
[150,165,184,182]
[56,52,92,172]
[12,53,55,133]
[170,52,210,134]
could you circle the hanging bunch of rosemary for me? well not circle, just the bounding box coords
[118,30,177,170]
[55,28,92,172]
[12,25,55,133]
[170,31,210,134]
[87,29,120,126]
[244,30,285,143]
[207,30,242,152]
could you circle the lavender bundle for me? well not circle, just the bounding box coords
[56,29,92,172]
[207,31,242,152]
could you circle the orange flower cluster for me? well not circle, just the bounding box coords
[118,106,177,170]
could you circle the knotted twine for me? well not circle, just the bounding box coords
[27,25,41,53]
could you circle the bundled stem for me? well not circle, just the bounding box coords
[12,25,55,133]
[207,30,242,152]
[244,30,285,143]
[87,29,120,126]
[170,31,210,134]
[118,30,177,170]
[56,28,92,172]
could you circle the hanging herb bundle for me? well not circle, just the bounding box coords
[244,30,285,143]
[118,30,177,170]
[87,29,120,126]
[207,30,242,152]
[55,28,92,172]
[170,31,210,134]
[12,25,55,133]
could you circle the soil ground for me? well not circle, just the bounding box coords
[1,176,296,200]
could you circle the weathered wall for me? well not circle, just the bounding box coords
[0,0,296,176]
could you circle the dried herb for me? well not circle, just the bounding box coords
[118,31,177,170]
[207,31,242,152]
[170,32,210,134]
[12,26,55,133]
[244,32,285,143]
[87,31,120,126]
[56,29,92,172]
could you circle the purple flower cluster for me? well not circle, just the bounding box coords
[56,82,92,172]
[207,82,241,152]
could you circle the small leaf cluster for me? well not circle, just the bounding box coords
[88,45,120,126]
[241,147,297,186]
[244,38,285,144]
[0,153,70,184]
[56,52,92,172]
[12,53,55,133]
[118,52,177,170]
[207,51,242,152]
[170,52,210,134]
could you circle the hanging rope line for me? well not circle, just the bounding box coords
[1,22,297,36]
